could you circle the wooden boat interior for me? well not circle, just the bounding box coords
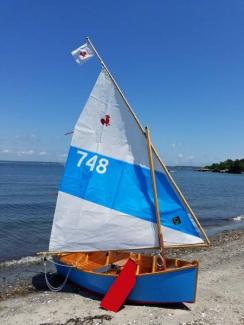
[58,251,197,275]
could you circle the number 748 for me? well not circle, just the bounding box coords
[76,150,109,174]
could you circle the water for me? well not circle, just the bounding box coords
[171,167,244,233]
[0,161,63,262]
[0,162,244,263]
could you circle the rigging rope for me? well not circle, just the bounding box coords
[43,257,73,292]
[156,253,165,270]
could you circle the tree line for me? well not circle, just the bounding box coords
[205,159,244,174]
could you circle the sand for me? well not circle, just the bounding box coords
[0,230,244,325]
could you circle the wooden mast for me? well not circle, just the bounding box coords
[86,36,210,247]
[145,126,167,270]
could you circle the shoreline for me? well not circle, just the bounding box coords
[1,221,244,265]
[1,229,244,324]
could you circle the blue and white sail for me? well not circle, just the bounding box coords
[49,69,206,252]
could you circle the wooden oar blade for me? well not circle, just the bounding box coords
[100,258,136,312]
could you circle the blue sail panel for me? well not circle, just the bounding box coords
[60,146,201,238]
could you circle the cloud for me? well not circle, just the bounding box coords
[20,150,35,155]
[171,143,176,149]
[39,151,47,156]
[178,153,184,159]
[1,149,11,153]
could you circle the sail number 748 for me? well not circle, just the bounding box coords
[77,150,109,174]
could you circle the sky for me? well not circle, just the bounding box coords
[0,0,244,166]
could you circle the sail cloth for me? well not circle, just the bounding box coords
[49,69,204,252]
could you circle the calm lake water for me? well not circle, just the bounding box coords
[0,161,244,262]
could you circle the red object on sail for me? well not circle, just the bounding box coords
[100,258,136,312]
[100,114,110,127]
[79,51,87,57]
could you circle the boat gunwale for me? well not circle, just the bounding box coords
[56,257,198,277]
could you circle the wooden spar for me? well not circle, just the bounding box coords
[64,131,74,136]
[37,242,209,258]
[145,127,164,251]
[86,36,210,247]
[145,126,167,270]
[37,251,70,256]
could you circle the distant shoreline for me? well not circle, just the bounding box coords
[0,160,201,169]
[0,160,64,165]
[202,158,244,174]
[196,167,244,174]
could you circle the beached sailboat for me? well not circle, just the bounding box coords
[43,37,210,307]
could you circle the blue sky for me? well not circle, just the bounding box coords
[0,1,243,166]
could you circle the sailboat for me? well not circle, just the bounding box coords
[43,37,210,306]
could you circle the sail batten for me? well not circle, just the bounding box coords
[49,69,206,253]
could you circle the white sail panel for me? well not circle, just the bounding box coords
[49,69,205,252]
[49,192,203,252]
[71,68,151,168]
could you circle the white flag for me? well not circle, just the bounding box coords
[71,43,94,64]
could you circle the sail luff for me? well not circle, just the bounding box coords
[86,36,210,247]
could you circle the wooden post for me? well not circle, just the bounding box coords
[145,126,167,269]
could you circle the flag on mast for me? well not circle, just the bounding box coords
[71,43,94,64]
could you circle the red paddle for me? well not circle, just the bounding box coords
[100,258,136,312]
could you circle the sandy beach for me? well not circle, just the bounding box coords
[0,229,244,325]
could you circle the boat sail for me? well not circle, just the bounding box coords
[49,67,206,253]
[45,38,210,305]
